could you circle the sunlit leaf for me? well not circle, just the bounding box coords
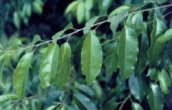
[77,2,85,24]
[81,32,102,86]
[156,28,172,43]
[40,43,59,88]
[109,5,131,16]
[132,102,143,110]
[129,73,147,102]
[73,93,97,110]
[52,43,71,89]
[158,69,171,94]
[118,26,138,80]
[52,22,73,39]
[13,52,33,98]
[105,42,118,75]
[65,1,79,14]
[147,83,164,110]
[0,94,18,105]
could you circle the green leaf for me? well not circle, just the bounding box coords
[105,42,118,75]
[83,16,100,34]
[76,85,95,99]
[158,69,171,94]
[102,101,118,110]
[118,26,138,80]
[73,93,97,110]
[135,33,149,75]
[77,2,85,24]
[40,43,59,89]
[73,34,87,70]
[144,0,167,4]
[129,73,147,102]
[147,83,164,110]
[132,102,144,110]
[109,5,131,16]
[52,22,73,39]
[156,28,172,43]
[0,94,18,105]
[0,54,11,88]
[85,0,93,10]
[147,18,167,68]
[13,52,33,99]
[147,68,158,81]
[52,43,71,89]
[65,1,79,14]
[32,34,41,42]
[81,32,102,86]
[13,11,21,29]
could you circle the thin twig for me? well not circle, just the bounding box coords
[119,94,131,110]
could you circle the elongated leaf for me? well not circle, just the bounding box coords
[73,34,87,70]
[0,54,11,88]
[129,73,147,102]
[83,16,100,34]
[102,101,118,110]
[156,28,172,43]
[105,42,118,75]
[81,32,102,86]
[147,83,164,110]
[0,94,18,105]
[52,43,71,89]
[52,22,73,39]
[118,26,138,80]
[109,5,131,16]
[76,85,95,99]
[147,19,166,68]
[40,43,59,88]
[73,93,97,110]
[77,2,85,24]
[65,1,79,14]
[13,52,33,98]
[132,102,143,110]
[158,69,171,94]
[135,33,149,75]
[144,0,167,4]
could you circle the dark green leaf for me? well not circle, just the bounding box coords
[135,33,149,75]
[52,43,71,89]
[40,43,59,88]
[118,26,138,80]
[73,34,87,70]
[147,68,158,81]
[129,73,147,102]
[52,22,73,39]
[158,69,171,94]
[73,93,97,110]
[147,83,164,110]
[156,28,172,43]
[13,52,33,98]
[147,18,167,68]
[144,0,167,4]
[132,102,143,110]
[105,42,118,75]
[0,94,18,105]
[81,32,102,86]
[103,101,118,110]
[76,85,95,99]
[0,54,11,88]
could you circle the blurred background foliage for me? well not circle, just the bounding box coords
[1,0,172,109]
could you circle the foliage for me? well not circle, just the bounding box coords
[1,0,172,110]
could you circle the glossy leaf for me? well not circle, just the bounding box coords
[109,5,131,16]
[147,68,158,81]
[147,19,167,68]
[13,52,33,98]
[73,34,87,70]
[147,83,164,110]
[0,54,11,88]
[132,102,143,110]
[156,28,172,43]
[135,33,149,75]
[52,43,71,89]
[73,93,97,110]
[81,32,102,86]
[158,69,171,94]
[40,43,59,88]
[0,94,18,105]
[77,2,85,24]
[105,42,118,75]
[129,73,147,102]
[52,22,73,39]
[118,26,138,80]
[83,16,100,34]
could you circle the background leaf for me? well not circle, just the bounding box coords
[0,94,18,105]
[132,102,144,110]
